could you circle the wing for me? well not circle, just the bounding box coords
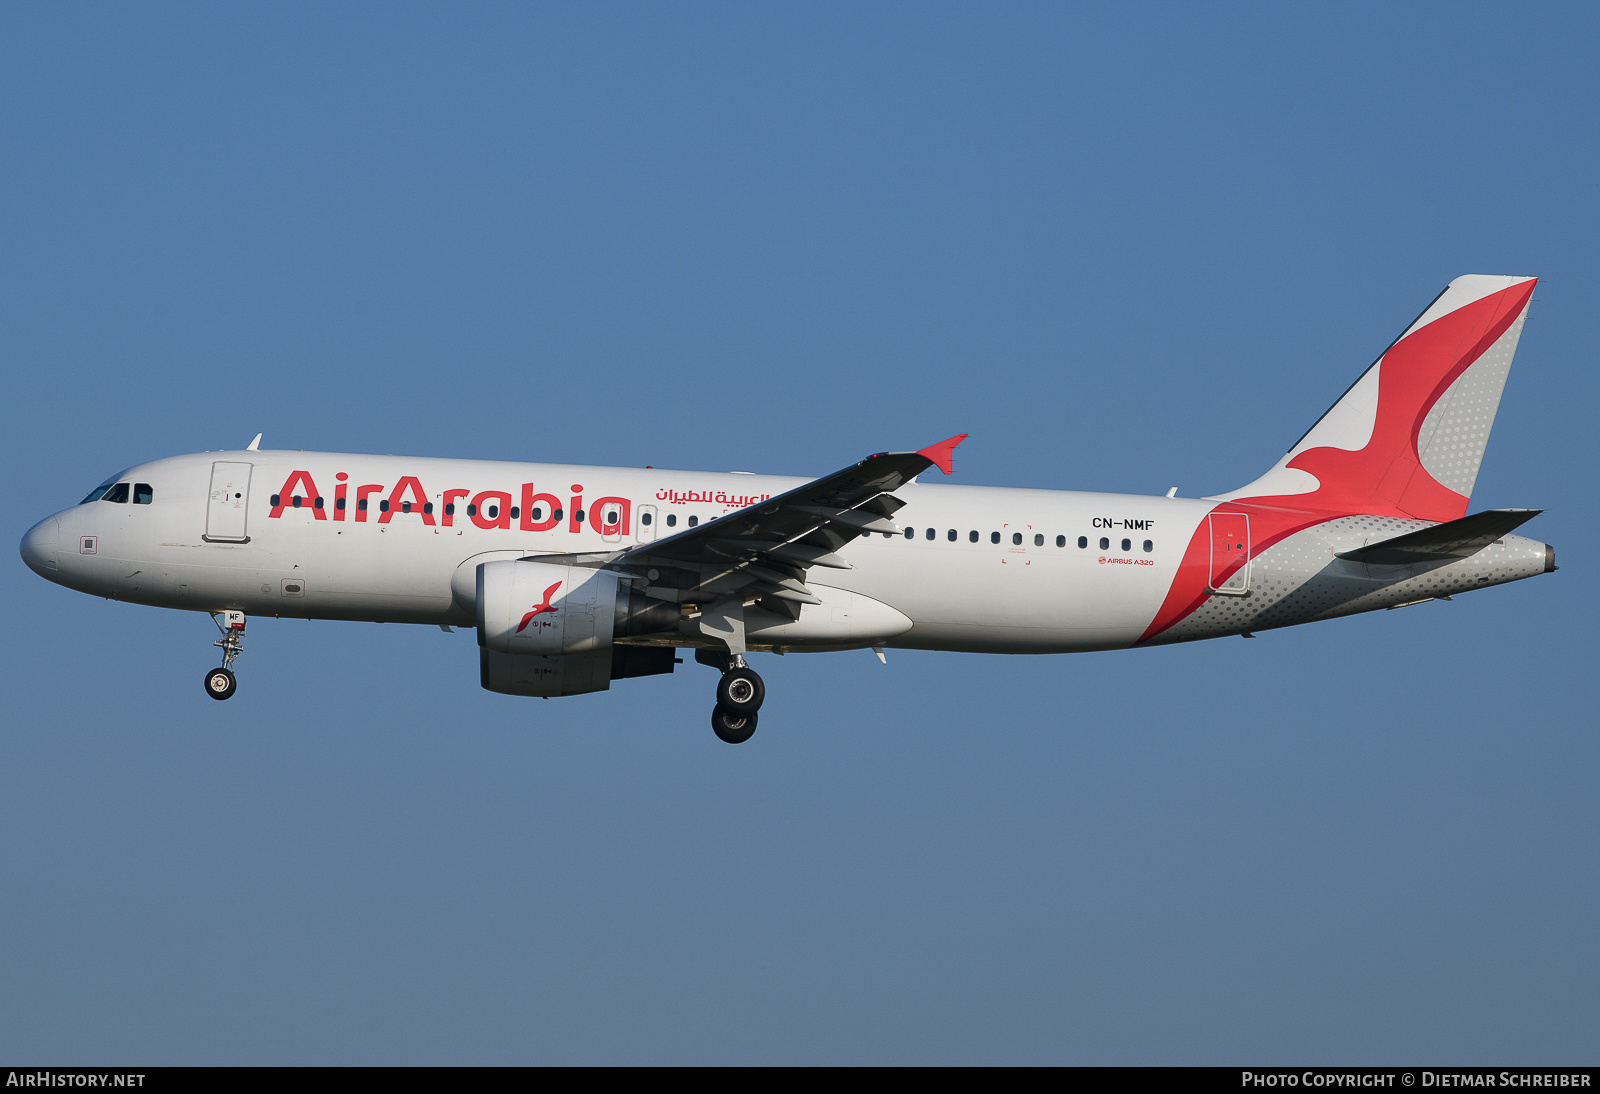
[532,434,966,639]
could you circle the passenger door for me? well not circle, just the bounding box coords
[1207,512,1250,594]
[204,462,253,543]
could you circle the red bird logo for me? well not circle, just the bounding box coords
[515,581,563,633]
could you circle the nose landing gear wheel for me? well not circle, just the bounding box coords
[204,666,237,701]
[712,706,757,744]
[716,666,765,714]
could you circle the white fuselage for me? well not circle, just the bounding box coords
[22,448,1551,658]
[27,449,1207,653]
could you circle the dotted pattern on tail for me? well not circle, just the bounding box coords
[1416,314,1524,497]
[1146,515,1548,645]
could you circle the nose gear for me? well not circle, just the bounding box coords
[205,611,246,700]
[205,666,236,700]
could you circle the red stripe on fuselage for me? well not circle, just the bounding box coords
[1136,503,1332,644]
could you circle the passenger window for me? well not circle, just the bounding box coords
[133,483,153,504]
[990,531,1000,544]
[1121,538,1131,551]
[360,499,370,512]
[1012,532,1022,545]
[337,498,347,511]
[101,483,130,503]
[442,502,452,515]
[423,502,434,515]
[380,500,391,513]
[510,506,519,519]
[687,515,698,527]
[576,509,585,523]
[947,529,957,541]
[925,528,936,541]
[1099,537,1109,550]
[904,528,914,539]
[1143,539,1153,553]
[554,508,564,521]
[313,496,324,509]
[400,501,411,513]
[969,530,978,542]
[1056,535,1065,547]
[1078,536,1087,548]
[485,504,497,519]
[667,514,677,527]
[1034,534,1044,546]
[464,503,474,516]
[292,496,303,508]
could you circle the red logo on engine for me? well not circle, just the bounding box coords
[515,581,563,633]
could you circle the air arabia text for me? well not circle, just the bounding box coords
[264,470,770,537]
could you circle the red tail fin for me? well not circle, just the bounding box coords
[1214,275,1536,521]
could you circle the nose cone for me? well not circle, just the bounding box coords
[20,516,60,579]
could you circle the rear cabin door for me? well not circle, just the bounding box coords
[205,462,253,543]
[1207,512,1250,594]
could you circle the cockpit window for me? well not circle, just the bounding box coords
[100,483,130,504]
[80,478,118,504]
[134,483,153,504]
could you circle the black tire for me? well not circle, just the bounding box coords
[716,666,765,714]
[711,706,757,745]
[204,667,236,701]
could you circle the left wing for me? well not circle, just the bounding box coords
[534,434,966,651]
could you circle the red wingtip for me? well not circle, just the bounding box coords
[916,433,968,475]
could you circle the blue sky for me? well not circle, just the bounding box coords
[2,1,1596,1063]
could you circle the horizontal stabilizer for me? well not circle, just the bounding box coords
[1337,508,1541,565]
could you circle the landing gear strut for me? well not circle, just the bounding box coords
[698,649,766,744]
[205,611,246,701]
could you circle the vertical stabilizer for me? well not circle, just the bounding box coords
[1213,275,1535,522]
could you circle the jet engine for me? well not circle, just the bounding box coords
[475,560,679,696]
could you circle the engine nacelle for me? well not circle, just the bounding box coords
[475,560,679,696]
[478,561,616,656]
[479,644,680,698]
[479,647,612,698]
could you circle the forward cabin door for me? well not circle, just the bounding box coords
[1207,512,1250,594]
[204,462,253,543]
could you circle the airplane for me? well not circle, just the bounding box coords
[20,274,1555,743]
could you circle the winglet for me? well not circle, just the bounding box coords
[916,434,968,475]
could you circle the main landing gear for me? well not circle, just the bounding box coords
[205,610,246,701]
[698,649,765,744]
